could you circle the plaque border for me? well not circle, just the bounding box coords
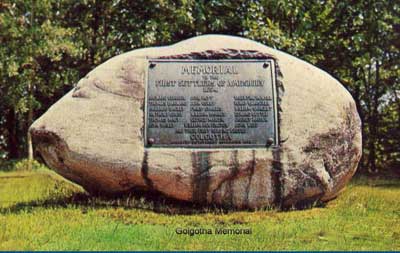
[144,59,279,149]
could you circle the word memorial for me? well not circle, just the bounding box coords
[145,60,278,148]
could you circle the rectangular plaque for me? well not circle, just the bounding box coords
[145,59,278,148]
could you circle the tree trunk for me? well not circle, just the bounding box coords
[367,60,380,173]
[6,110,19,159]
[352,70,365,171]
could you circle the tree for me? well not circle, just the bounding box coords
[0,0,81,161]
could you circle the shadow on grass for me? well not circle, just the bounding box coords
[351,174,400,189]
[370,183,400,189]
[0,189,243,216]
[0,175,30,179]
[0,187,326,216]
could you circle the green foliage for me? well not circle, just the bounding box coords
[0,159,47,172]
[12,159,47,171]
[0,0,398,172]
[0,0,82,159]
[0,169,399,250]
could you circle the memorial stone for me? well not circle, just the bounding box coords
[30,35,362,208]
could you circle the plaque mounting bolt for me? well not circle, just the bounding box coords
[266,138,274,146]
[148,138,155,145]
[149,63,156,69]
[263,63,269,69]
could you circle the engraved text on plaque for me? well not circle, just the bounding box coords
[145,60,278,148]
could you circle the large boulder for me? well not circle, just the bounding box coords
[30,35,362,209]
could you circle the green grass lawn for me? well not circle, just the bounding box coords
[0,168,399,250]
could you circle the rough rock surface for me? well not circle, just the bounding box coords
[30,35,362,209]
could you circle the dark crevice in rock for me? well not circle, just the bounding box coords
[141,150,154,189]
[228,150,240,206]
[322,158,334,179]
[275,63,284,146]
[272,147,283,208]
[57,154,64,164]
[191,152,211,204]
[244,150,256,207]
[139,100,145,142]
[211,150,241,207]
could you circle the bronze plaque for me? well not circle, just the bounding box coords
[145,59,278,148]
